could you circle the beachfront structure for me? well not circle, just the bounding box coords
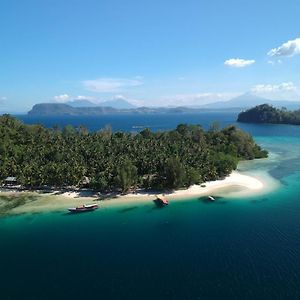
[4,177,17,186]
[81,176,91,186]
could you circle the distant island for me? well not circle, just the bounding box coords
[237,104,300,125]
[0,115,267,193]
[27,94,300,116]
[28,103,241,116]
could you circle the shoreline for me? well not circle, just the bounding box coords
[0,168,281,216]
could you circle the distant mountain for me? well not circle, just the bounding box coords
[28,103,118,116]
[66,100,97,108]
[200,93,300,110]
[28,103,241,116]
[65,98,136,109]
[99,99,136,109]
[200,94,270,109]
[30,94,300,116]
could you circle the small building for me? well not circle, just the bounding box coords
[4,177,17,186]
[81,176,91,186]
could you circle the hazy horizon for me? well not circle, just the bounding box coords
[4,92,300,115]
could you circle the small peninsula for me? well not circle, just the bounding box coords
[237,104,300,125]
[0,115,271,215]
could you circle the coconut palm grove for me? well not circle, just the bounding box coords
[0,115,267,192]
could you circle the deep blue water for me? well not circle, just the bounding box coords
[18,112,237,132]
[17,113,300,137]
[1,113,300,299]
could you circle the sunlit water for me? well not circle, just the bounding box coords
[1,113,300,299]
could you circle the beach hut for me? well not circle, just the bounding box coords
[4,177,17,186]
[81,176,91,187]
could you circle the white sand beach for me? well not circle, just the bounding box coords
[3,169,280,215]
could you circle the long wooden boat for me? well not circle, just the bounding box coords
[68,204,98,213]
[155,195,169,205]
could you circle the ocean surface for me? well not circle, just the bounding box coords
[1,113,300,299]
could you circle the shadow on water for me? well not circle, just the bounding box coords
[153,199,168,208]
[145,200,168,212]
[250,197,269,204]
[281,180,289,186]
[215,200,228,205]
[156,220,172,228]
[269,157,300,180]
[198,196,225,204]
[62,210,98,216]
[118,206,139,213]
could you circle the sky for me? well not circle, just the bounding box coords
[0,0,300,112]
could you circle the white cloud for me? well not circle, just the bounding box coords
[74,95,97,102]
[134,75,144,80]
[268,38,300,57]
[251,82,297,93]
[83,77,143,93]
[0,96,6,104]
[53,94,70,103]
[224,58,255,68]
[54,94,106,104]
[160,92,241,106]
[112,94,129,101]
[251,82,300,100]
[267,60,282,65]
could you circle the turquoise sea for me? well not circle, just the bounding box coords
[2,113,300,299]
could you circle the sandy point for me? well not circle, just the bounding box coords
[2,169,281,216]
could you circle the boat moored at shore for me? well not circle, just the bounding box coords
[68,204,98,213]
[154,195,169,206]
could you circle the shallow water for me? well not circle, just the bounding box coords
[1,114,300,299]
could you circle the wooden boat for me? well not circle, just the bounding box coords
[68,204,98,213]
[208,196,215,201]
[155,195,169,205]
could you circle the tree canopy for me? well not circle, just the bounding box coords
[0,115,267,192]
[237,104,300,125]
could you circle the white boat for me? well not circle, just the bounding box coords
[68,204,98,213]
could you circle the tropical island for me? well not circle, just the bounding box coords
[237,104,300,125]
[0,114,270,215]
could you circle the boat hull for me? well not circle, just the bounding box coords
[154,196,169,206]
[68,204,98,213]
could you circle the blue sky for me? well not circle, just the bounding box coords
[1,0,300,112]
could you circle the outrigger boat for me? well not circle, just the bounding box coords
[68,204,98,213]
[155,195,169,206]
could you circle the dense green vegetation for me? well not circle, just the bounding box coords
[237,104,300,124]
[0,115,267,192]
